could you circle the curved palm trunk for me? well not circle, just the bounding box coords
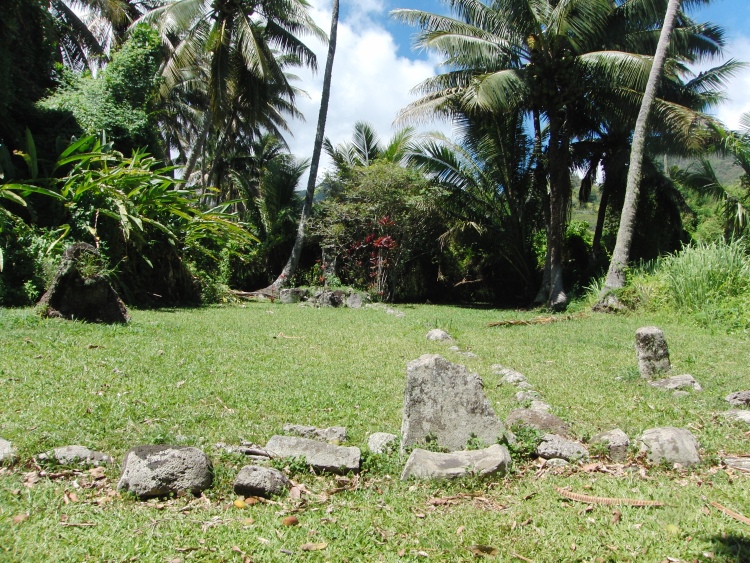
[268,0,339,292]
[183,112,212,186]
[600,0,681,299]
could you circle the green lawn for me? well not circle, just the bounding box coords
[1,303,749,562]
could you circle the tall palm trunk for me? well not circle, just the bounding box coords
[599,0,681,300]
[546,115,571,310]
[183,112,212,186]
[268,0,339,292]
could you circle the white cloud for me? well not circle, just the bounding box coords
[284,1,441,186]
[689,34,750,130]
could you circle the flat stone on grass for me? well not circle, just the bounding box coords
[639,427,700,467]
[400,444,510,481]
[0,438,17,464]
[724,457,750,473]
[234,466,290,498]
[426,329,452,341]
[283,424,347,443]
[367,432,398,454]
[265,435,360,474]
[536,434,589,462]
[117,445,213,499]
[401,355,505,452]
[492,366,528,386]
[38,445,113,467]
[506,408,570,437]
[726,391,750,407]
[724,410,750,425]
[648,374,702,391]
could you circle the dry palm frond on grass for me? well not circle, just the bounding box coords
[488,312,588,327]
[710,501,750,525]
[553,486,665,507]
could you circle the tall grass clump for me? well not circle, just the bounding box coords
[658,239,750,329]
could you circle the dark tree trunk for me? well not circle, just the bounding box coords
[268,0,339,292]
[545,115,571,310]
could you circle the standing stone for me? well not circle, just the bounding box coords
[590,429,630,462]
[117,445,213,499]
[426,329,452,341]
[37,445,113,467]
[0,438,17,464]
[234,466,290,498]
[400,445,511,480]
[638,427,700,466]
[345,292,364,309]
[38,243,129,324]
[317,290,345,307]
[725,391,750,407]
[401,355,505,452]
[265,435,360,474]
[283,424,347,443]
[635,326,671,378]
[367,433,398,454]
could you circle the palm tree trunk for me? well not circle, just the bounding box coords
[546,115,570,310]
[268,0,339,292]
[183,112,212,186]
[600,0,681,299]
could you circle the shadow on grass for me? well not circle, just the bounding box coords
[706,533,750,562]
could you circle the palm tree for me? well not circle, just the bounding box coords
[268,0,339,292]
[141,0,325,184]
[599,0,682,303]
[323,121,416,174]
[393,0,724,309]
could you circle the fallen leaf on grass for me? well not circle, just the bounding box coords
[612,509,622,524]
[88,467,106,480]
[300,542,327,551]
[456,526,465,535]
[60,521,96,528]
[257,537,270,545]
[175,380,186,388]
[710,501,750,525]
[23,472,40,488]
[13,514,29,524]
[281,516,299,526]
[231,545,253,562]
[468,545,499,556]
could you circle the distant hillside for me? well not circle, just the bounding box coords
[671,154,743,187]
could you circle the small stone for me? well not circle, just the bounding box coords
[280,288,308,304]
[282,424,347,443]
[724,457,750,473]
[544,458,569,468]
[536,434,589,462]
[635,326,671,378]
[447,346,460,351]
[724,410,750,424]
[345,292,364,309]
[38,445,113,467]
[426,329,452,341]
[506,409,570,437]
[492,366,528,385]
[461,352,479,359]
[648,374,702,391]
[367,433,398,454]
[529,400,551,412]
[673,390,689,398]
[725,391,750,407]
[117,445,213,499]
[317,290,345,308]
[515,390,542,403]
[400,445,511,480]
[0,438,17,464]
[516,381,534,390]
[234,466,290,498]
[638,427,700,467]
[590,429,629,462]
[265,435,360,474]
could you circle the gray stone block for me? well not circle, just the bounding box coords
[234,466,290,498]
[265,435,360,474]
[635,326,671,378]
[638,427,700,467]
[400,445,510,480]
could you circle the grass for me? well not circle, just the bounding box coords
[1,303,750,562]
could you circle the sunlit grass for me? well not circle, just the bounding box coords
[1,303,749,562]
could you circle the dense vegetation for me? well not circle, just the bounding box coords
[0,0,749,316]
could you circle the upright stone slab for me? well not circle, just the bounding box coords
[638,427,700,467]
[0,438,17,464]
[635,326,671,378]
[401,355,505,452]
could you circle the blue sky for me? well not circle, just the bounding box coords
[287,0,750,174]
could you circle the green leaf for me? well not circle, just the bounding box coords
[24,129,38,180]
